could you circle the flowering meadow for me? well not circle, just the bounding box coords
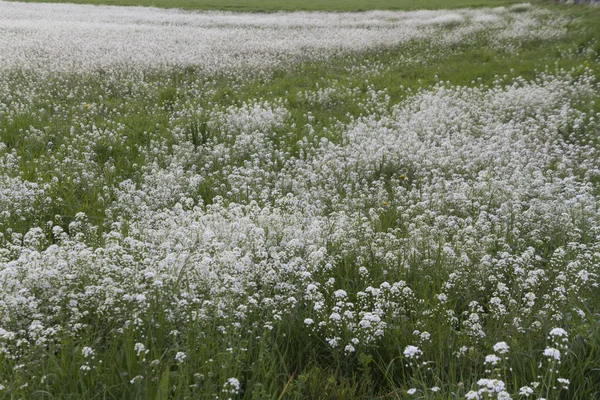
[1,1,600,398]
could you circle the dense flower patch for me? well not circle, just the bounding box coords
[0,2,565,72]
[0,2,599,398]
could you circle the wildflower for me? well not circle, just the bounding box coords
[81,347,94,358]
[403,345,422,359]
[519,386,533,396]
[134,343,146,356]
[465,391,481,400]
[175,352,187,363]
[329,312,341,322]
[304,318,314,325]
[477,379,505,393]
[543,347,561,361]
[549,328,568,338]
[407,388,417,395]
[224,377,241,394]
[498,391,512,400]
[493,342,510,354]
[485,354,501,366]
[557,378,569,389]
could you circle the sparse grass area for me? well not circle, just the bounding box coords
[1,3,600,400]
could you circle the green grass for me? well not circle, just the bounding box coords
[10,0,527,11]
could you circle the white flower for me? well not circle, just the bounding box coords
[134,343,146,356]
[0,329,14,341]
[493,341,510,354]
[304,318,314,325]
[344,344,355,353]
[519,386,533,397]
[465,390,481,400]
[329,312,341,322]
[543,347,561,361]
[334,289,347,298]
[359,319,371,328]
[175,352,187,363]
[407,388,417,395]
[485,354,501,365]
[477,379,505,393]
[498,391,512,400]
[224,377,241,393]
[403,345,422,359]
[81,347,94,358]
[491,380,506,392]
[549,328,568,338]
[431,386,440,392]
[519,386,533,396]
[557,378,569,388]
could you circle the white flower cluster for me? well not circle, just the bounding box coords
[0,3,597,396]
[0,66,598,390]
[0,2,567,73]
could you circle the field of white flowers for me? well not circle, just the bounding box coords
[1,1,600,399]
